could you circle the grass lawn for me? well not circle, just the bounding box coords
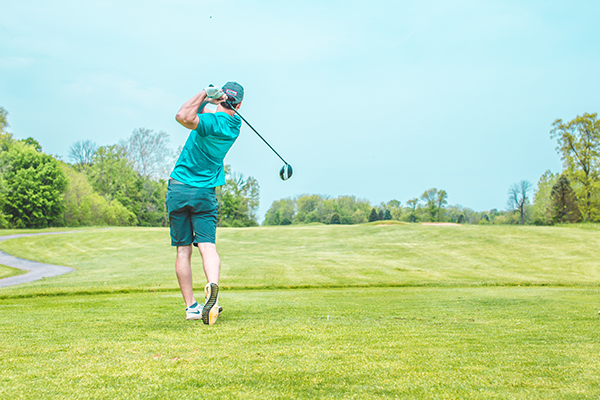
[0,264,26,280]
[1,224,600,297]
[1,224,600,398]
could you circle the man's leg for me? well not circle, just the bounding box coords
[175,244,197,307]
[197,242,221,325]
[197,242,221,285]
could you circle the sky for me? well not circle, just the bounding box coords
[1,0,599,221]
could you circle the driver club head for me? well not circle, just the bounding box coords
[279,164,293,181]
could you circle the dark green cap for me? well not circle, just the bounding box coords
[222,82,244,104]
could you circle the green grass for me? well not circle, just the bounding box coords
[1,224,600,298]
[0,264,26,279]
[1,224,600,398]
[1,287,599,399]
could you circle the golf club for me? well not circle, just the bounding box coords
[225,100,293,181]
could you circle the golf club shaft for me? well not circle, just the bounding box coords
[227,102,289,165]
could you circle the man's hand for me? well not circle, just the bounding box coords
[205,86,228,105]
[205,86,222,99]
[206,93,228,105]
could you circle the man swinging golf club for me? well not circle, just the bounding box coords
[169,81,243,325]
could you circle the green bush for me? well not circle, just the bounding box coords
[62,165,136,226]
[3,142,67,228]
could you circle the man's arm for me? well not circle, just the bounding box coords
[175,90,207,130]
[176,89,228,130]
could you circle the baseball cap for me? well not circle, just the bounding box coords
[222,82,244,104]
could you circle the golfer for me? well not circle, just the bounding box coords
[168,82,244,325]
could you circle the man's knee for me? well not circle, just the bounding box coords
[197,242,217,256]
[177,244,193,258]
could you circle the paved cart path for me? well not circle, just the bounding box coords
[0,232,77,288]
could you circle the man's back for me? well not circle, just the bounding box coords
[171,111,241,188]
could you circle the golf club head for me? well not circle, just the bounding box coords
[280,164,293,181]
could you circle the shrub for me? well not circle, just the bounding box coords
[4,142,67,228]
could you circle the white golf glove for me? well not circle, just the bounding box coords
[205,85,223,99]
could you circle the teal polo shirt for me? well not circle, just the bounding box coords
[171,112,242,187]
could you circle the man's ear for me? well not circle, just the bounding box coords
[235,101,242,110]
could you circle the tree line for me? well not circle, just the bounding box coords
[2,105,598,229]
[265,112,600,226]
[0,106,259,229]
[263,189,511,226]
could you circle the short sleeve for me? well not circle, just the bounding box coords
[193,113,218,138]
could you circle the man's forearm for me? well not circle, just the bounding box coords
[176,90,207,130]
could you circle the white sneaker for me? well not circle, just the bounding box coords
[185,302,202,320]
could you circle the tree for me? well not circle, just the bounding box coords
[386,199,402,220]
[3,142,67,228]
[383,209,392,220]
[335,196,369,224]
[294,194,322,223]
[122,128,174,181]
[297,195,321,213]
[532,170,558,225]
[387,199,400,209]
[264,198,295,225]
[377,209,384,221]
[507,180,532,225]
[87,145,140,212]
[0,108,11,227]
[87,144,170,227]
[329,212,341,224]
[69,140,98,167]
[421,188,447,222]
[447,205,467,223]
[320,199,337,223]
[21,137,42,152]
[435,190,448,221]
[550,175,580,224]
[216,166,260,227]
[406,198,419,222]
[551,113,600,221]
[351,209,367,224]
[137,177,168,227]
[368,208,378,222]
[61,164,136,226]
[0,107,8,135]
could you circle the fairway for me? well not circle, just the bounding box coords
[1,224,600,399]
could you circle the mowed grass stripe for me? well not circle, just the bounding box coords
[1,224,600,299]
[1,287,599,399]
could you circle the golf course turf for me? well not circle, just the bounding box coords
[0,264,26,280]
[1,224,599,399]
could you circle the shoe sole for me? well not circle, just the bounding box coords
[186,307,221,321]
[202,283,219,325]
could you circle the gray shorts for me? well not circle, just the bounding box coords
[166,179,218,246]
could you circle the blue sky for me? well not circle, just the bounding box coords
[2,0,599,220]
